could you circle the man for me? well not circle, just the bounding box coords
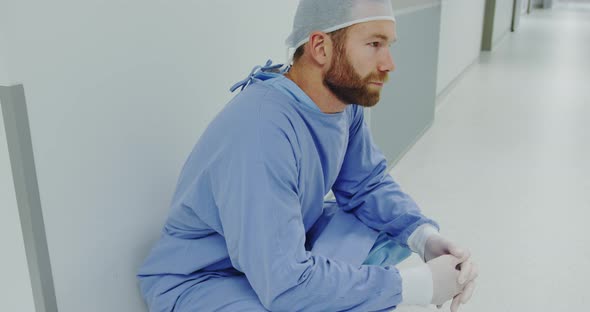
[138,0,478,311]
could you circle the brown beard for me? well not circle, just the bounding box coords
[323,48,388,107]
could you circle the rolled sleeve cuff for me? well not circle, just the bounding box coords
[407,224,440,261]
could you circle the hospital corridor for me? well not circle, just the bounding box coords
[393,2,590,311]
[1,1,589,311]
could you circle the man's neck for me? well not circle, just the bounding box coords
[285,64,347,114]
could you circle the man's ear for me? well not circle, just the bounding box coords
[307,31,333,67]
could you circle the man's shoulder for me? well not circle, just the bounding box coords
[226,83,300,124]
[206,85,297,142]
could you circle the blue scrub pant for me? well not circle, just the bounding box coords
[173,201,412,311]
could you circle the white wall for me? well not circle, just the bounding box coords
[437,0,487,95]
[0,31,13,85]
[0,0,17,85]
[0,54,9,84]
[0,99,36,312]
[493,0,516,45]
[0,0,298,311]
[1,4,35,304]
[1,5,35,307]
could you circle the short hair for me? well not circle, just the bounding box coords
[292,27,349,64]
[293,44,306,64]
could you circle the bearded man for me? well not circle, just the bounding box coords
[138,1,478,311]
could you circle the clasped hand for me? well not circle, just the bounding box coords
[424,235,478,312]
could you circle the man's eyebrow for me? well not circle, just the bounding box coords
[368,33,398,43]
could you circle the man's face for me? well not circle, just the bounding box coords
[323,20,397,107]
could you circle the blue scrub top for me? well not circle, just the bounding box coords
[138,69,437,312]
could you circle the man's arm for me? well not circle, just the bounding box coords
[332,106,439,247]
[330,106,479,311]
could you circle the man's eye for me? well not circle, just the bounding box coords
[369,42,381,48]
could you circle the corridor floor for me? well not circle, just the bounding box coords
[392,3,590,311]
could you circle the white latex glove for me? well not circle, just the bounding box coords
[425,235,479,312]
[424,234,469,263]
[427,255,463,305]
[449,278,477,312]
[446,258,478,311]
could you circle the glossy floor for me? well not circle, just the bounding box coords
[393,3,590,312]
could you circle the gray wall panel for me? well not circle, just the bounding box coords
[0,85,57,312]
[0,87,36,312]
[370,6,441,167]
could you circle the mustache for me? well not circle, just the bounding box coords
[365,72,389,83]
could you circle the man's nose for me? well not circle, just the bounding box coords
[379,51,395,72]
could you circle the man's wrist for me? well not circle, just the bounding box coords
[399,263,433,306]
[408,224,440,261]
